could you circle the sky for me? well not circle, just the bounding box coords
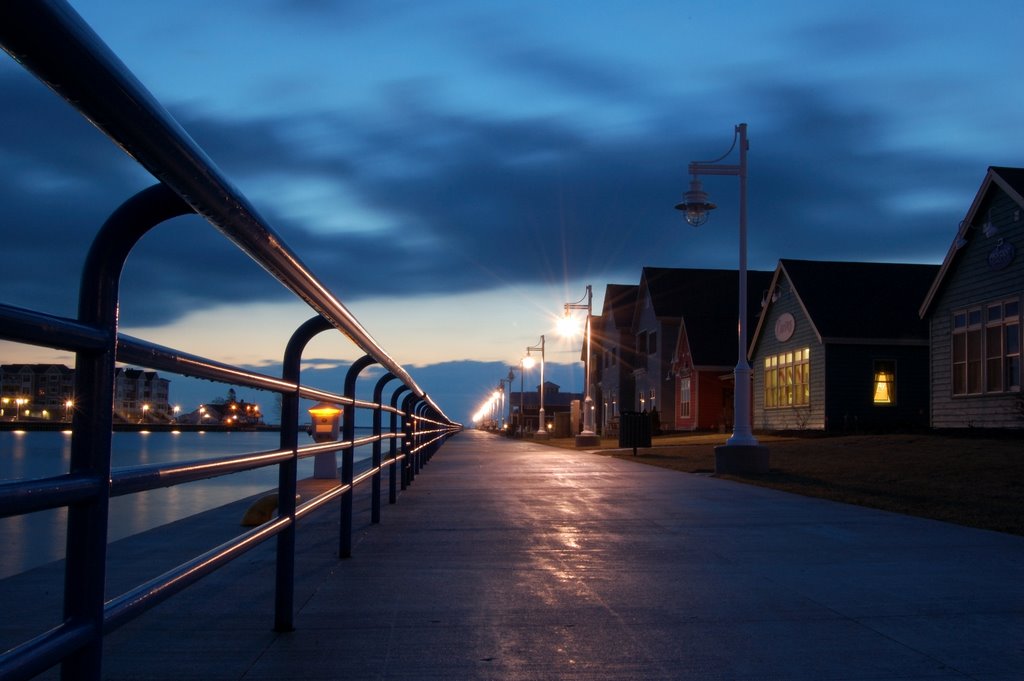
[2,0,1024,424]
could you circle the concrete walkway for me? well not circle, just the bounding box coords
[4,429,1023,679]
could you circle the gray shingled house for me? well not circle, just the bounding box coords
[750,259,939,431]
[920,166,1024,428]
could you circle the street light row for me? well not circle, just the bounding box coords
[477,122,765,468]
[474,285,598,445]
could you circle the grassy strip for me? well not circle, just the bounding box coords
[540,432,1023,536]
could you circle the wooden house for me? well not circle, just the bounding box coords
[750,259,938,431]
[664,268,773,432]
[919,166,1024,428]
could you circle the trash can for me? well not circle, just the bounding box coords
[618,411,651,455]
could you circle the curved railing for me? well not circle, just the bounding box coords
[0,2,461,680]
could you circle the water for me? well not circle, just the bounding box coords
[0,430,369,578]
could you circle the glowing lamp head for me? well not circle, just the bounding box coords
[308,401,343,442]
[522,355,536,369]
[674,177,716,227]
[557,314,581,338]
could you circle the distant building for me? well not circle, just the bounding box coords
[0,364,75,419]
[920,166,1024,428]
[0,363,175,422]
[179,392,265,427]
[508,382,582,436]
[113,368,171,422]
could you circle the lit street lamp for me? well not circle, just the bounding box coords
[675,122,769,474]
[523,335,548,439]
[561,284,600,447]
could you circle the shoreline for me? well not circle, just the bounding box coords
[0,420,281,433]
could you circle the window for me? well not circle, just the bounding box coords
[764,348,810,408]
[649,332,657,355]
[873,360,896,405]
[952,300,1020,395]
[649,388,656,410]
[680,377,691,418]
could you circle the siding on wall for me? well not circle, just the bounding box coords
[751,273,826,430]
[824,344,930,431]
[929,190,1024,428]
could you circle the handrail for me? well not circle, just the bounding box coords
[0,0,451,424]
[0,2,461,680]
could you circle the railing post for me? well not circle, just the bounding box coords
[66,184,192,680]
[391,386,411,491]
[276,314,332,631]
[402,394,419,485]
[340,355,377,558]
[372,373,397,523]
[414,402,428,474]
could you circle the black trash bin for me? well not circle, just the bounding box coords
[618,411,651,455]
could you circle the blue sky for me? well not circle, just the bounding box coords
[2,0,1024,423]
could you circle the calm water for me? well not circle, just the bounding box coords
[0,430,368,578]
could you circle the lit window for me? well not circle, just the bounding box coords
[764,348,810,408]
[873,361,896,405]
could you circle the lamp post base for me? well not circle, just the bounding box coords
[313,453,339,479]
[533,430,550,440]
[574,433,601,447]
[714,444,770,475]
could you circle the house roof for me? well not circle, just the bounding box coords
[600,284,638,328]
[753,259,939,350]
[636,267,773,367]
[919,166,1024,317]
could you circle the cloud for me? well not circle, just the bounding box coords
[0,44,998,332]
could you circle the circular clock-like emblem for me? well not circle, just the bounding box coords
[775,312,795,342]
[988,239,1015,271]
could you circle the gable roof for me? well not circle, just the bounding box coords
[638,267,773,321]
[600,284,638,328]
[919,166,1024,317]
[633,267,772,366]
[753,259,939,350]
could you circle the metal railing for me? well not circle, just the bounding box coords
[0,2,461,679]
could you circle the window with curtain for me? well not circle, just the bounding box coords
[952,300,1020,395]
[679,376,691,418]
[873,360,896,404]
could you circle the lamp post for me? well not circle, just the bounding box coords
[674,122,769,474]
[517,362,525,438]
[501,368,515,434]
[523,335,548,439]
[562,284,601,447]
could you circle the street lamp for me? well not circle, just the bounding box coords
[523,335,548,439]
[675,122,769,474]
[141,403,150,423]
[561,284,600,447]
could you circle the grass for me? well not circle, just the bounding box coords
[539,431,1024,536]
